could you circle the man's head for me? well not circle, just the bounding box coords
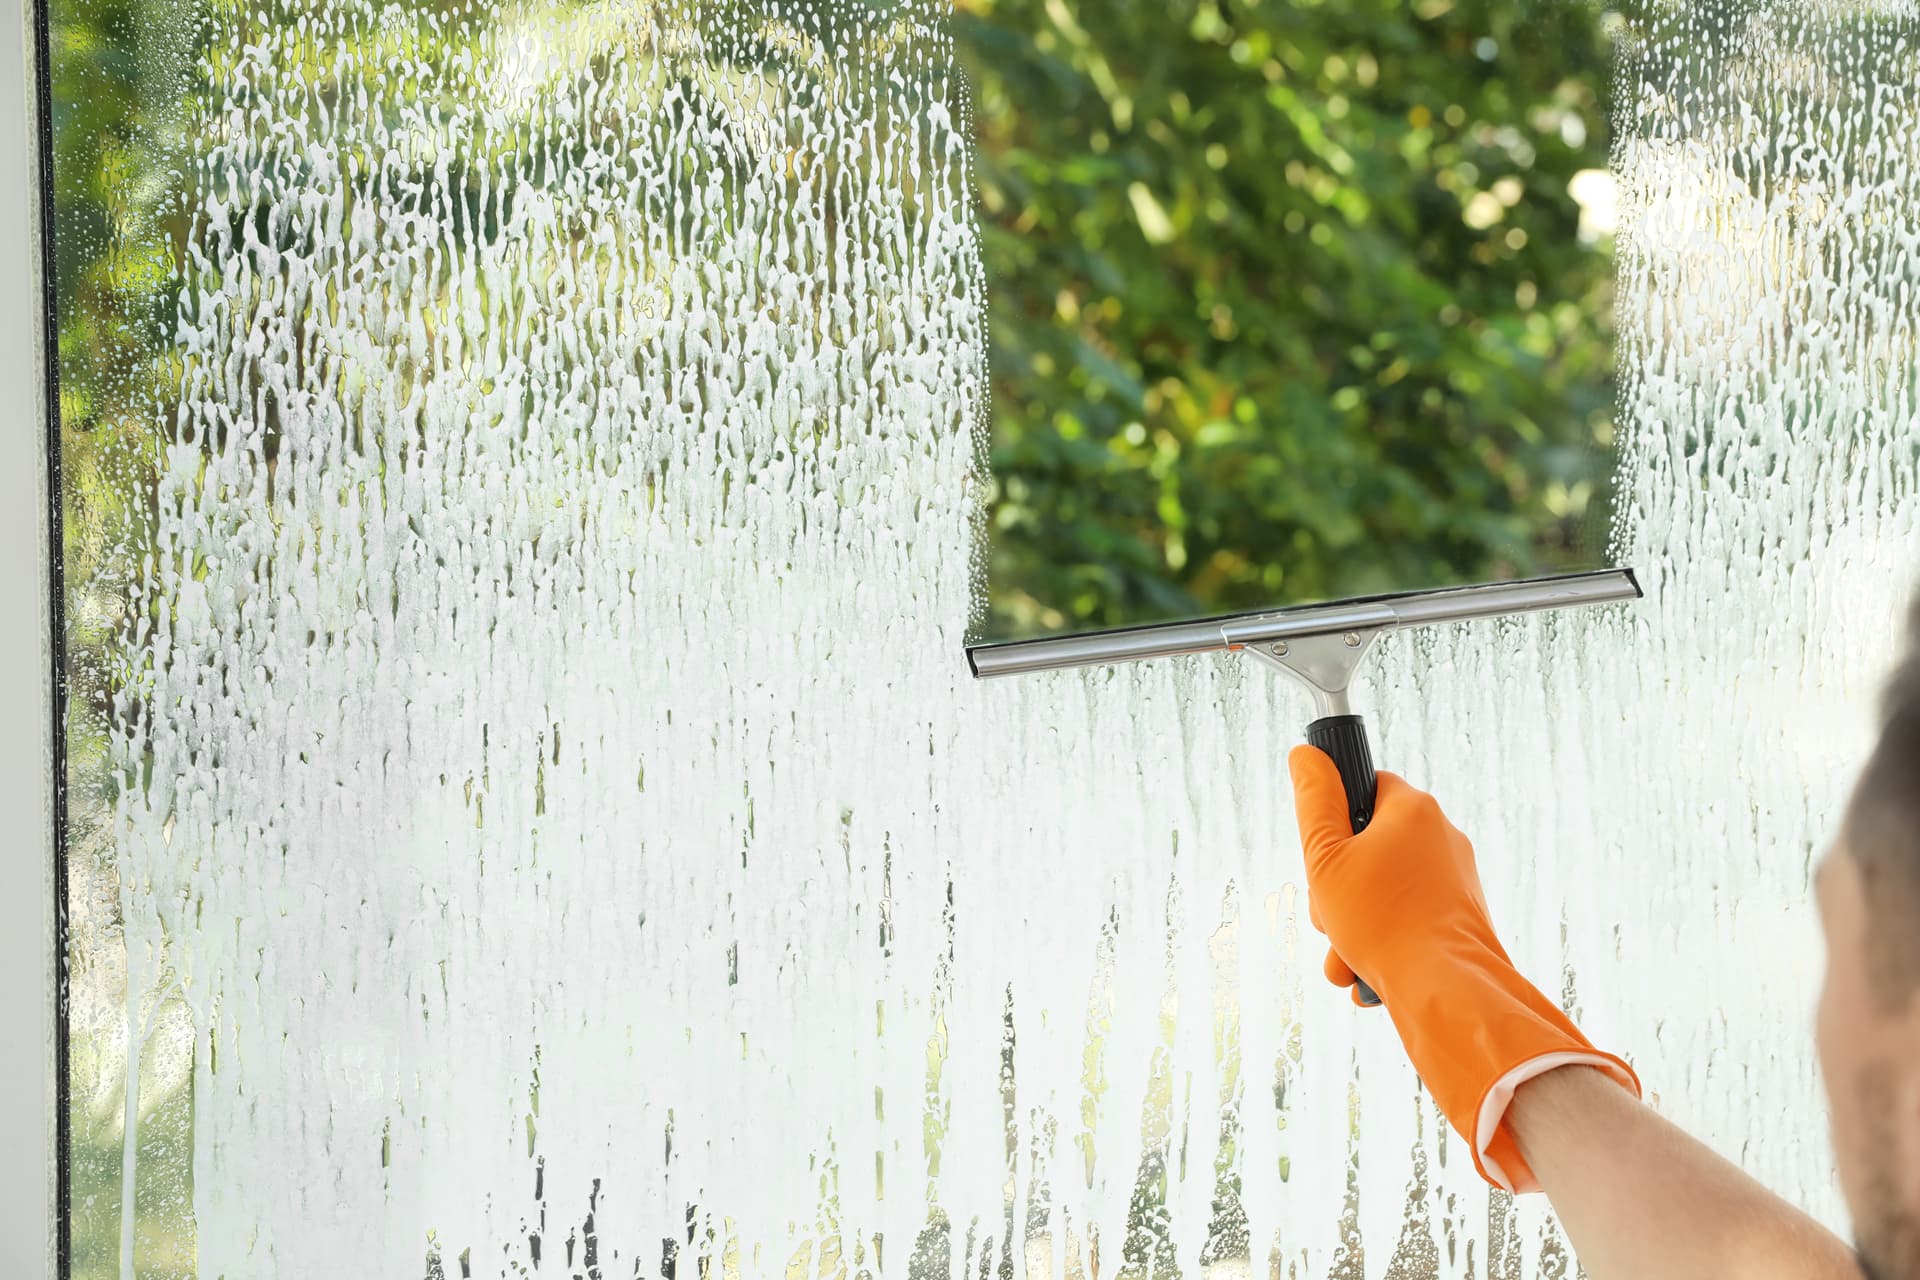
[1818,598,1920,1280]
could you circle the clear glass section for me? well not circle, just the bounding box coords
[963,0,1623,642]
[49,0,1912,1277]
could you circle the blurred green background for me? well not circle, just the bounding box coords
[959,0,1621,639]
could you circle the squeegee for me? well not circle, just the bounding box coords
[966,567,1641,1006]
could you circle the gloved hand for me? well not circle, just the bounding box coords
[1288,745,1642,1194]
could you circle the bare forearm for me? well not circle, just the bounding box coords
[1508,1065,1858,1280]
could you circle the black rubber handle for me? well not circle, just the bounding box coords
[1305,713,1383,1007]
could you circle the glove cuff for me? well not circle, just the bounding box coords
[1472,1049,1642,1193]
[1382,946,1642,1193]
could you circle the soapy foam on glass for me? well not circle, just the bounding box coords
[62,0,1920,1275]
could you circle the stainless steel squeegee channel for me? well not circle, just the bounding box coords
[966,568,1640,679]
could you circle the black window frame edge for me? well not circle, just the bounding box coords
[28,0,70,1271]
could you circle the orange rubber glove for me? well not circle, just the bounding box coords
[1289,745,1642,1193]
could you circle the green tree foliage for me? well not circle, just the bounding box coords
[956,0,1621,636]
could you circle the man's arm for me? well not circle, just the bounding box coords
[1509,1064,1859,1280]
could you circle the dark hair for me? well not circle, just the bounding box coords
[1848,598,1920,1010]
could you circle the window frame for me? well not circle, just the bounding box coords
[6,0,58,1275]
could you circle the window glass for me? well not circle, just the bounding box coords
[962,0,1622,641]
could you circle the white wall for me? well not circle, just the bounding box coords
[1,0,55,1273]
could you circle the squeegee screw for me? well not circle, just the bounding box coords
[1270,642,1289,657]
[1343,632,1362,648]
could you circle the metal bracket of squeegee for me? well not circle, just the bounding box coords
[1218,603,1398,720]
